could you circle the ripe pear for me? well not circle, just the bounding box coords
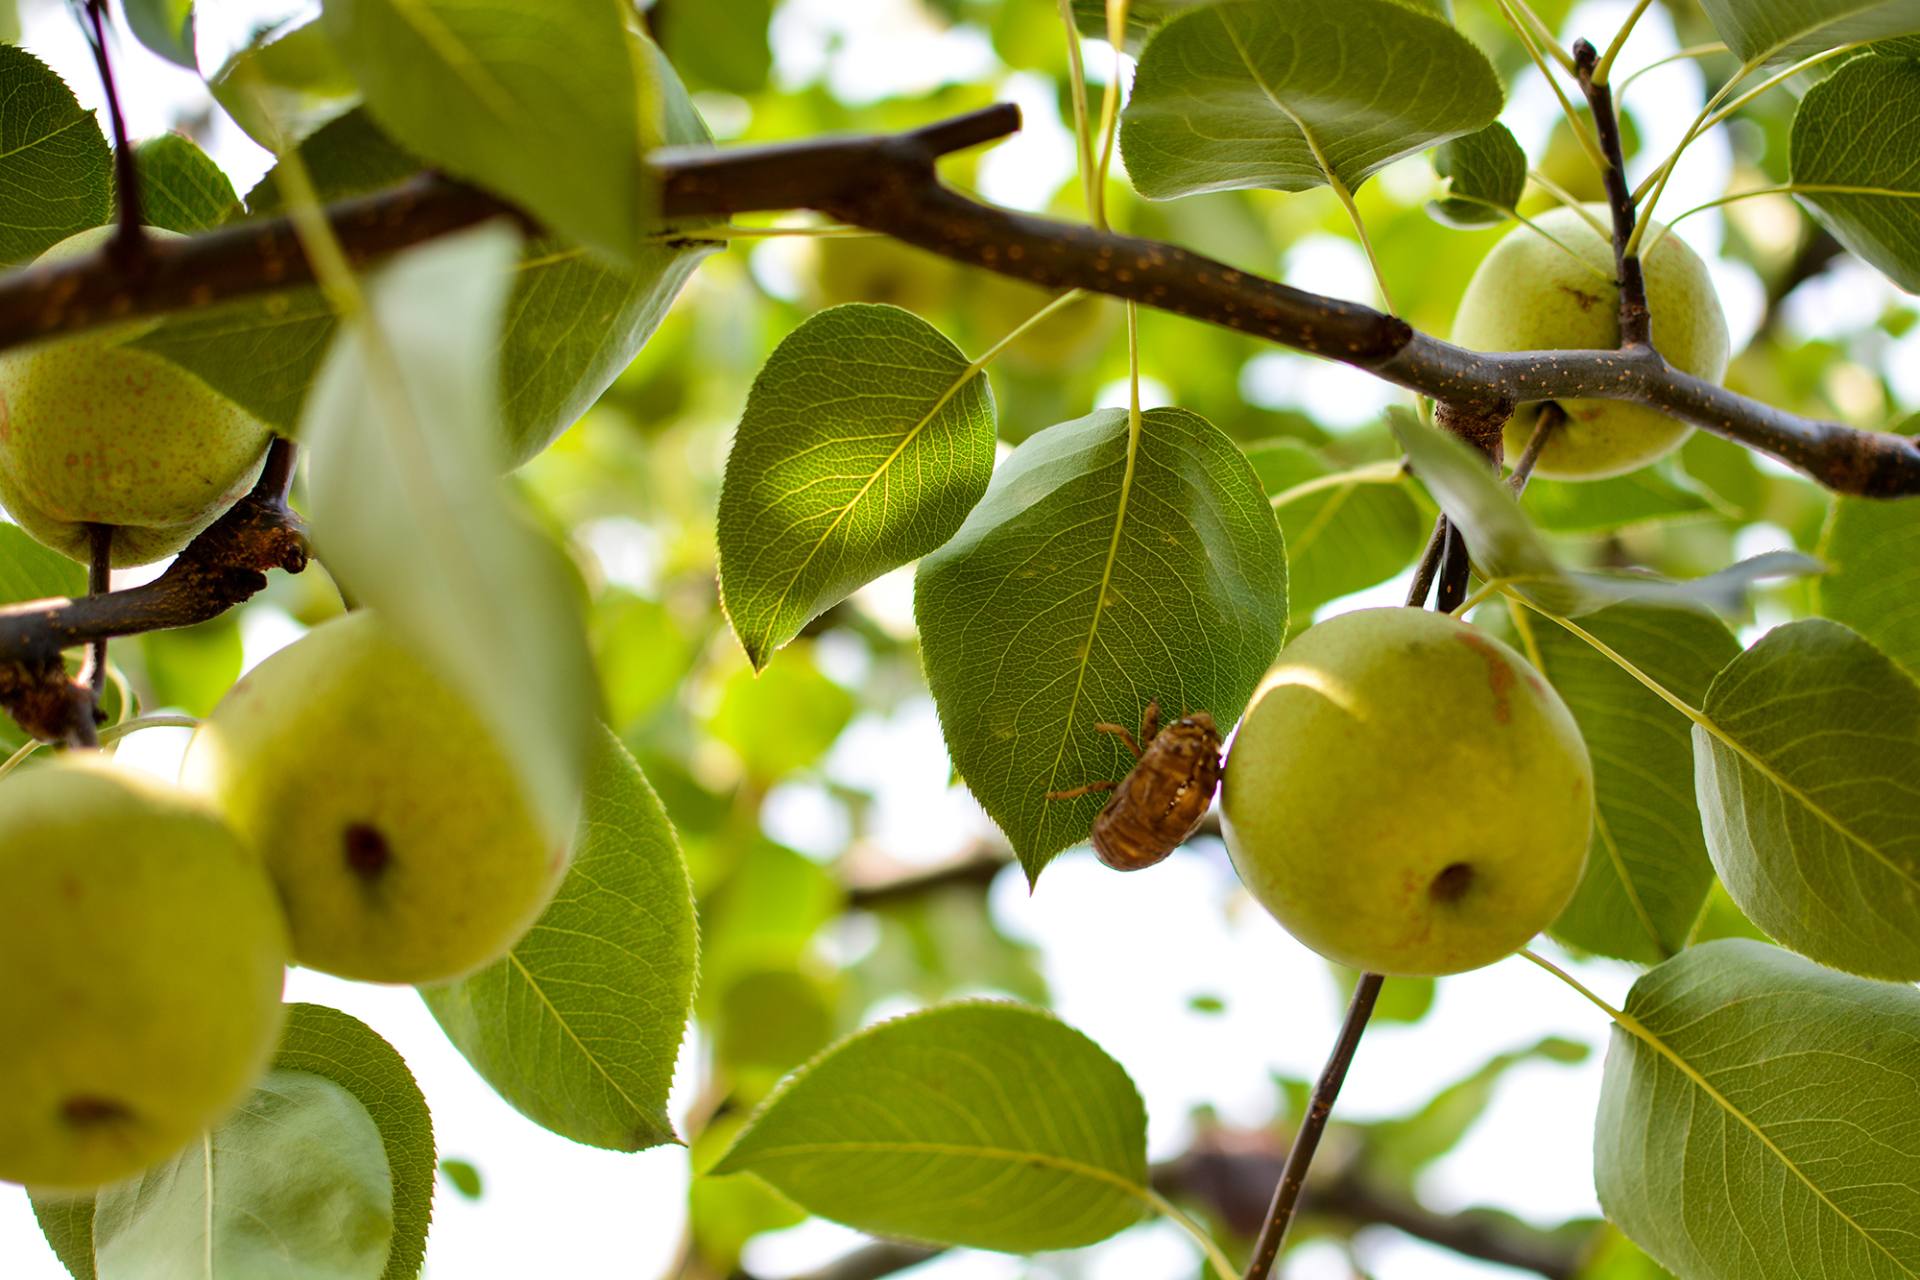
[1221,608,1592,976]
[0,754,287,1191]
[181,610,571,984]
[0,226,272,566]
[1451,205,1730,480]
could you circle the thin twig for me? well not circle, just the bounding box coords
[1574,39,1650,349]
[75,0,147,269]
[1508,402,1567,495]
[84,523,111,698]
[1242,974,1386,1279]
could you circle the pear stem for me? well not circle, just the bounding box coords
[85,523,111,700]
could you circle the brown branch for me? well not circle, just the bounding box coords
[1573,39,1650,349]
[0,106,1911,497]
[0,437,307,739]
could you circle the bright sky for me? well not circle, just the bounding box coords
[0,0,1886,1276]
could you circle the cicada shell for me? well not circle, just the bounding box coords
[1050,702,1224,872]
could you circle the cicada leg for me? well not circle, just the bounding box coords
[1047,780,1118,801]
[1092,721,1144,759]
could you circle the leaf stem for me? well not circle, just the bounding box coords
[969,287,1092,371]
[1523,172,1615,238]
[1092,1,1133,232]
[1268,460,1406,509]
[1515,947,1628,1021]
[1242,972,1385,1279]
[1497,0,1605,171]
[1056,0,1101,218]
[0,712,202,781]
[1145,1187,1240,1280]
[1329,176,1397,314]
[1617,42,1728,98]
[1497,0,1580,74]
[1591,0,1655,84]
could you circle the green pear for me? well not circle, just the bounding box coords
[1451,205,1730,480]
[181,610,571,984]
[1220,608,1593,976]
[0,754,287,1191]
[0,227,273,566]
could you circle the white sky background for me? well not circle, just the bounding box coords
[0,0,1893,1275]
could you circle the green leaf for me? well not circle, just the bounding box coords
[1428,122,1527,227]
[301,223,599,847]
[92,1070,395,1280]
[1070,0,1218,51]
[139,32,714,467]
[1523,468,1720,533]
[0,522,85,602]
[1693,618,1920,979]
[1595,939,1920,1279]
[273,1004,435,1280]
[1368,1035,1589,1184]
[655,0,771,94]
[421,726,696,1151]
[437,1158,482,1200]
[133,135,240,234]
[1389,409,1820,615]
[915,407,1287,878]
[320,0,647,260]
[1119,0,1502,200]
[1254,440,1424,618]
[208,18,361,149]
[1790,54,1920,291]
[1698,0,1920,63]
[717,304,997,668]
[1526,603,1738,964]
[29,1192,95,1280]
[138,616,243,716]
[0,46,112,268]
[124,0,196,69]
[713,1002,1150,1252]
[706,646,857,782]
[1819,494,1920,676]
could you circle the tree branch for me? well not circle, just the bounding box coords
[1574,38,1650,349]
[0,106,1911,497]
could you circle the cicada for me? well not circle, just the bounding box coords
[1048,700,1223,871]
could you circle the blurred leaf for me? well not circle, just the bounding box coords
[688,1114,806,1272]
[1791,55,1920,291]
[0,46,112,267]
[422,727,696,1151]
[1699,0,1920,63]
[1428,123,1526,227]
[133,135,240,233]
[1694,618,1920,979]
[1688,880,1772,945]
[320,0,647,260]
[1524,469,1720,533]
[1391,409,1821,615]
[1595,939,1920,1279]
[438,1158,482,1200]
[1120,0,1501,199]
[656,0,771,93]
[715,967,839,1079]
[1578,1227,1674,1279]
[93,1070,394,1280]
[0,522,85,601]
[593,592,694,731]
[1818,493,1920,676]
[302,223,599,845]
[706,648,856,780]
[714,1002,1149,1251]
[853,889,1049,1009]
[141,33,715,467]
[1070,0,1218,51]
[1332,967,1434,1024]
[271,1005,433,1280]
[138,615,243,716]
[1679,433,1767,519]
[1529,603,1738,965]
[1369,1035,1588,1184]
[699,839,844,1004]
[209,17,360,148]
[1254,440,1424,617]
[123,0,195,68]
[717,304,996,668]
[917,407,1286,879]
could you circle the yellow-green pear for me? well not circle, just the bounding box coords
[182,611,571,984]
[0,226,273,566]
[1451,205,1729,480]
[1221,608,1592,976]
[0,754,287,1191]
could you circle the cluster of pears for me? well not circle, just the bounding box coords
[1220,608,1594,976]
[0,611,570,1192]
[0,227,275,566]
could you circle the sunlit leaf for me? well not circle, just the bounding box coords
[916,407,1287,878]
[123,0,195,68]
[92,1071,395,1280]
[1819,492,1920,676]
[422,727,696,1151]
[1120,0,1501,199]
[302,223,599,845]
[1525,603,1737,964]
[208,17,361,149]
[714,1002,1149,1252]
[133,135,240,233]
[1428,123,1526,227]
[0,46,112,268]
[717,304,995,668]
[1791,54,1920,291]
[1699,0,1920,63]
[1595,940,1920,1279]
[1693,618,1920,979]
[320,0,647,259]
